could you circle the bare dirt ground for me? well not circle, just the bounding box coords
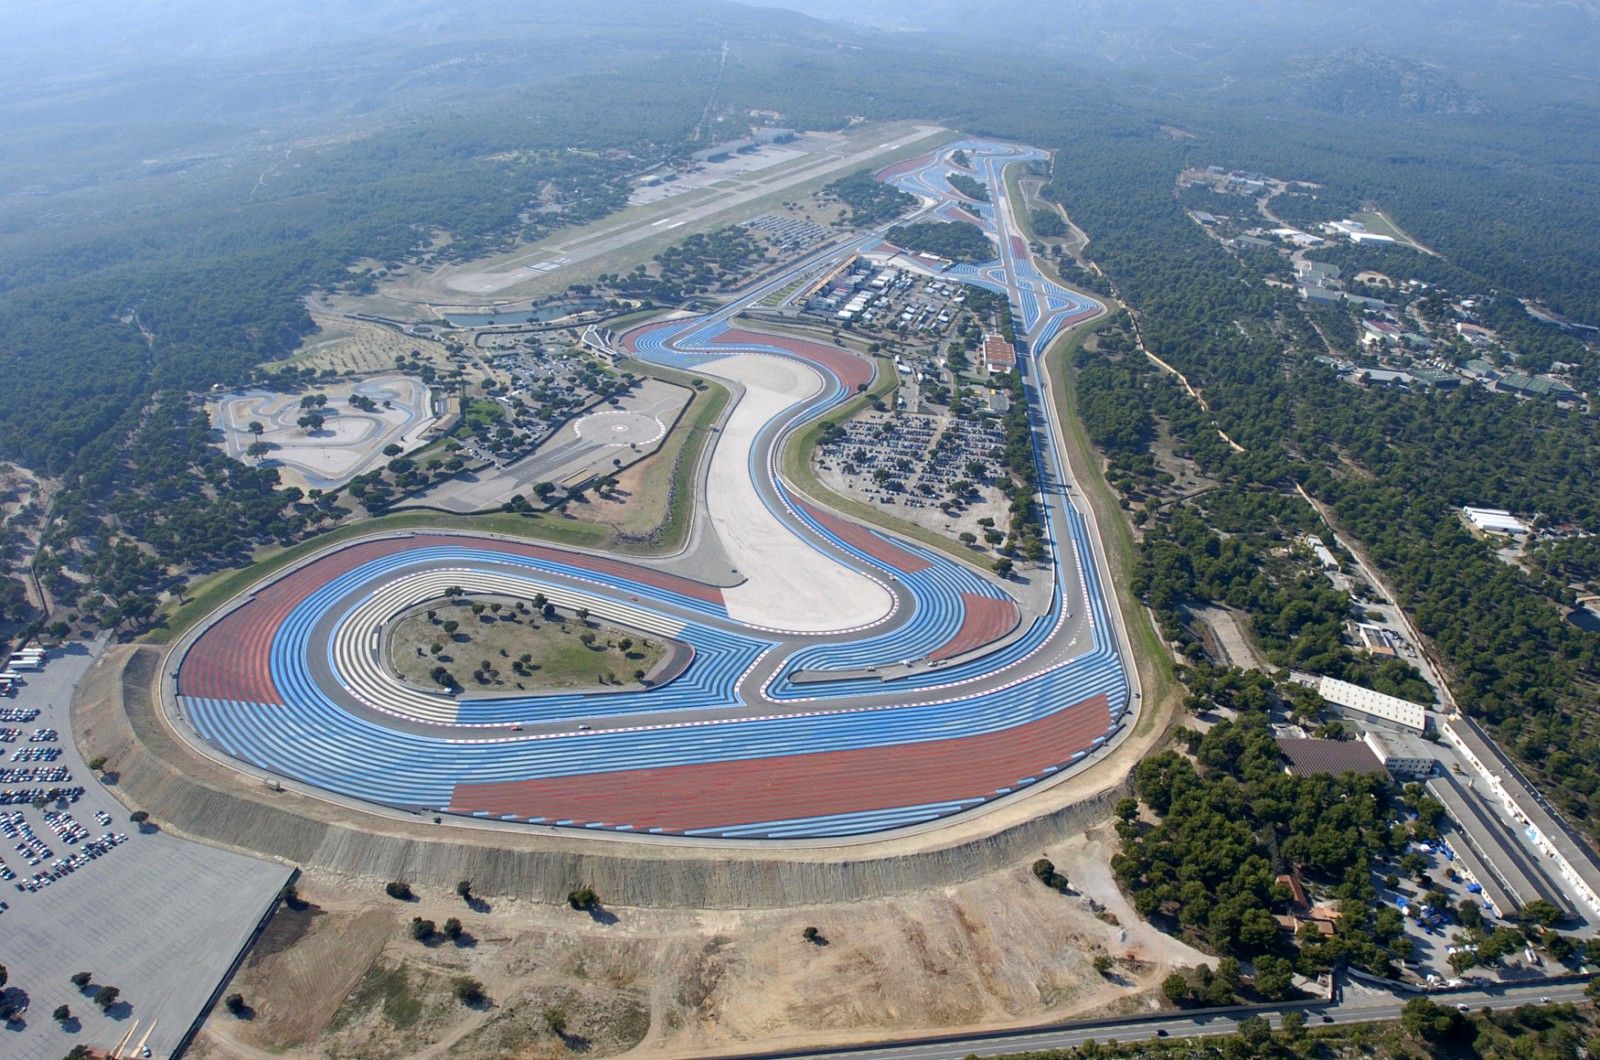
[1149,421,1218,498]
[0,461,45,517]
[192,826,1203,1060]
[1190,605,1267,670]
[0,460,53,611]
[563,454,666,535]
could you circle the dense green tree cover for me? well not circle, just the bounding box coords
[0,132,646,478]
[1175,184,1254,220]
[0,64,705,619]
[1043,106,1600,841]
[1073,355,1154,454]
[34,391,313,624]
[639,226,768,302]
[0,482,40,630]
[823,170,917,227]
[1116,711,1407,976]
[1530,537,1600,596]
[1028,208,1068,239]
[884,220,995,264]
[1133,499,1430,700]
[946,172,989,202]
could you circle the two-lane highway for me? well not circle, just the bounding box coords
[736,979,1595,1060]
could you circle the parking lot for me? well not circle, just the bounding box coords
[0,639,291,1059]
[742,212,831,252]
[815,411,1012,544]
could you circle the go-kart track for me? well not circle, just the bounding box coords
[169,140,1137,841]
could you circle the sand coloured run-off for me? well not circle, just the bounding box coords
[697,353,892,632]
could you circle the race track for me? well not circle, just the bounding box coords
[170,140,1134,841]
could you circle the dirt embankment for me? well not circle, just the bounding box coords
[189,829,1202,1060]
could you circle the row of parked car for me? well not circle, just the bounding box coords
[14,829,129,893]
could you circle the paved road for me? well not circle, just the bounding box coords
[741,980,1594,1060]
[0,640,290,1060]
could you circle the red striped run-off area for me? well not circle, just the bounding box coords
[716,327,875,393]
[792,498,930,574]
[178,534,724,705]
[449,692,1112,832]
[874,151,938,183]
[617,319,681,354]
[618,322,874,395]
[930,593,1020,662]
[785,503,1019,662]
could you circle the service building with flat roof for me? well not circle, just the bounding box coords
[982,334,1016,372]
[1463,506,1529,536]
[1315,675,1430,732]
[1276,736,1385,777]
[1363,729,1437,780]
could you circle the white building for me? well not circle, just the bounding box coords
[1316,675,1429,732]
[1301,534,1339,571]
[1363,729,1436,780]
[1355,623,1398,657]
[1441,718,1600,917]
[1462,507,1529,536]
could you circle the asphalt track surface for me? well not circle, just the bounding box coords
[170,140,1138,840]
[217,375,434,491]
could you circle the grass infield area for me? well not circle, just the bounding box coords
[1044,310,1179,728]
[389,597,668,693]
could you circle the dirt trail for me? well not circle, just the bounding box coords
[1018,174,1092,263]
[1126,314,1246,454]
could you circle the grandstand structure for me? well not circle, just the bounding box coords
[168,140,1129,842]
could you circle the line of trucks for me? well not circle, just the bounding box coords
[0,645,46,695]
